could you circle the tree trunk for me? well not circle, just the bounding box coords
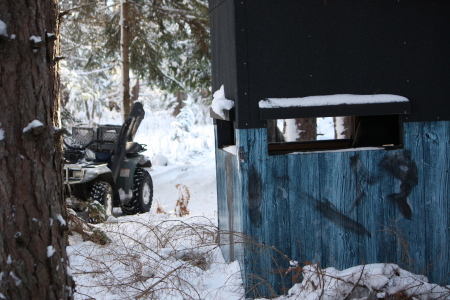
[334,116,353,139]
[284,118,317,141]
[121,0,131,119]
[131,78,139,107]
[0,1,75,299]
[172,91,186,117]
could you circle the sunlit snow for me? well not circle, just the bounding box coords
[211,85,234,118]
[29,35,42,44]
[259,94,409,108]
[22,120,43,133]
[0,19,7,37]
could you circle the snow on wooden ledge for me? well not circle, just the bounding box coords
[259,94,411,120]
[259,94,409,108]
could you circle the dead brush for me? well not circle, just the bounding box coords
[68,216,242,299]
[174,183,190,217]
[67,218,450,300]
[67,208,110,245]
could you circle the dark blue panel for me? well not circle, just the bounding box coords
[215,121,450,297]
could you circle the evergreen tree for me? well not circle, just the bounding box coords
[60,0,210,119]
[0,0,75,298]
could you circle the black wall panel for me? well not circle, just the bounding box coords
[209,0,450,128]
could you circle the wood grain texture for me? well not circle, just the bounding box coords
[214,121,450,297]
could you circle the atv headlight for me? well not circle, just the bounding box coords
[72,170,83,178]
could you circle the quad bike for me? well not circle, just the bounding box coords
[63,102,153,222]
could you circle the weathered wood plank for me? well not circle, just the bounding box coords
[216,121,450,297]
[421,121,450,282]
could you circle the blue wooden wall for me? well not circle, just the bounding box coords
[215,121,450,297]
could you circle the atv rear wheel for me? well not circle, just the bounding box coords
[88,181,113,223]
[121,168,153,215]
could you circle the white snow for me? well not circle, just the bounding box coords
[211,85,234,118]
[118,188,133,201]
[9,272,21,286]
[0,19,7,37]
[47,246,56,258]
[56,214,66,227]
[10,34,16,40]
[152,153,168,166]
[61,104,448,300]
[29,35,42,44]
[282,263,450,300]
[259,94,409,108]
[222,145,236,155]
[22,120,43,133]
[0,122,4,141]
[284,119,300,141]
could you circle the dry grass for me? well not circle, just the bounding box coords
[67,215,450,300]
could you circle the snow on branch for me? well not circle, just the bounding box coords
[23,120,44,133]
[29,35,42,44]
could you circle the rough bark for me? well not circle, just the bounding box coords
[121,0,131,119]
[284,118,317,141]
[0,0,75,299]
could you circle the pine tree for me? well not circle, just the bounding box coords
[0,0,75,298]
[60,0,210,118]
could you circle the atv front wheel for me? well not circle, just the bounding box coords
[121,168,153,215]
[88,181,114,223]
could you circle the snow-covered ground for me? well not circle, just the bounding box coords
[66,106,450,300]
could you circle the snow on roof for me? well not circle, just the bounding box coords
[211,85,234,118]
[259,94,409,109]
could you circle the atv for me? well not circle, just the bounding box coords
[63,102,153,222]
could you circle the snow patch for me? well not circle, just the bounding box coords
[118,188,133,201]
[211,85,234,118]
[9,272,21,286]
[7,255,12,265]
[259,94,409,108]
[0,122,4,141]
[284,119,300,141]
[67,266,73,277]
[56,214,66,227]
[10,34,16,40]
[152,153,168,166]
[0,19,7,37]
[47,246,56,258]
[222,145,236,155]
[29,35,42,44]
[23,120,43,133]
[284,263,450,300]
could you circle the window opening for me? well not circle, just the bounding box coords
[267,115,402,155]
